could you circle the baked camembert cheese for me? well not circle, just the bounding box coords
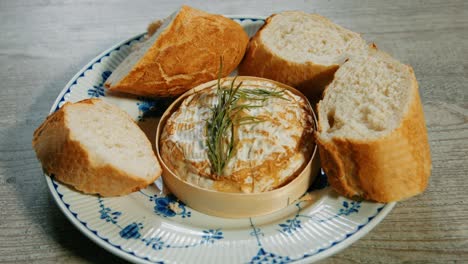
[160,78,314,193]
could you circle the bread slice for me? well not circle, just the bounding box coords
[238,11,367,99]
[105,5,249,97]
[32,99,161,196]
[316,49,431,202]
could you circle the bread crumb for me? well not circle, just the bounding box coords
[131,20,164,52]
[299,192,314,202]
[147,20,163,38]
[169,201,183,214]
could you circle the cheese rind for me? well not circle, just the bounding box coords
[160,80,314,193]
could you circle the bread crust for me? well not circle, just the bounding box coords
[105,6,249,97]
[238,14,341,99]
[316,68,431,202]
[32,99,161,196]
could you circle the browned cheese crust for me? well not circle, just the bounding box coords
[106,6,249,97]
[32,99,159,196]
[316,68,431,202]
[238,14,339,99]
[159,77,315,193]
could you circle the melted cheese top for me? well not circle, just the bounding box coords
[160,81,314,193]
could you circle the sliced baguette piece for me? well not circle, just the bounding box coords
[32,99,161,196]
[316,49,431,202]
[105,5,249,97]
[238,11,368,99]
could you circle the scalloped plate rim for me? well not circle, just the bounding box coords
[43,15,396,264]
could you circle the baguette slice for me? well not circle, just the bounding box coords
[105,5,249,97]
[238,11,367,99]
[32,99,161,196]
[316,49,431,202]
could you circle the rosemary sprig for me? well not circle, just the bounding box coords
[205,59,289,178]
[236,88,289,101]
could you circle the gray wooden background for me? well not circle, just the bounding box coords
[0,0,467,263]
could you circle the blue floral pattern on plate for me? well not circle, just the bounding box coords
[277,200,362,235]
[201,229,224,244]
[87,71,111,98]
[137,97,174,121]
[98,198,121,224]
[120,222,143,239]
[140,191,191,218]
[97,196,222,253]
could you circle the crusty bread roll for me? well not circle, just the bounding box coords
[32,99,161,196]
[315,49,431,202]
[105,5,249,97]
[238,11,367,99]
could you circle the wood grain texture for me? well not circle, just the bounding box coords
[0,0,467,263]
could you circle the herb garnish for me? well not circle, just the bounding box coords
[206,59,288,178]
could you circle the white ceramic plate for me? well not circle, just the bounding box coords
[45,16,395,264]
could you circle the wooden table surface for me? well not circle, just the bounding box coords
[1,0,467,263]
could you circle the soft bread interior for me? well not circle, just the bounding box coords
[66,100,159,180]
[318,50,413,140]
[261,12,367,65]
[106,8,180,87]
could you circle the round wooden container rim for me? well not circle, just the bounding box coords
[155,76,319,199]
